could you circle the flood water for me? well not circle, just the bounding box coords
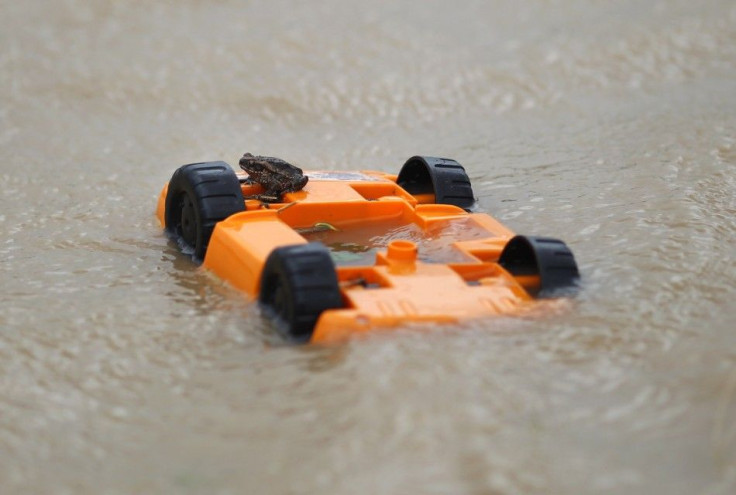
[2,0,736,493]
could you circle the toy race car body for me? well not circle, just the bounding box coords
[156,156,580,343]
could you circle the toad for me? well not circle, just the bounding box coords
[239,152,309,202]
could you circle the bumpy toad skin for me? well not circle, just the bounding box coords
[238,153,309,201]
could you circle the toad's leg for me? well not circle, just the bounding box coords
[258,186,281,203]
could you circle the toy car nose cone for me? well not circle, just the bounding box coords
[387,240,418,263]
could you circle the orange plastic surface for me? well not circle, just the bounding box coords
[158,170,537,343]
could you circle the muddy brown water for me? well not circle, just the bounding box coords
[2,0,736,493]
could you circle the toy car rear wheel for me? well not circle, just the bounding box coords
[498,235,580,297]
[259,243,344,342]
[396,156,475,210]
[165,161,245,260]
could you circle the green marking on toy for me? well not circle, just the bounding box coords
[295,222,340,234]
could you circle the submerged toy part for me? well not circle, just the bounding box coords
[301,216,490,266]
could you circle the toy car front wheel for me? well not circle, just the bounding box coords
[164,161,245,260]
[397,156,475,210]
[259,243,344,342]
[498,235,580,297]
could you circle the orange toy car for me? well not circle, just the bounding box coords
[156,156,579,343]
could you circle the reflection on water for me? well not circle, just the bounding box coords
[1,0,736,493]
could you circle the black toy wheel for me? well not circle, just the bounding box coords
[498,235,580,297]
[165,161,245,260]
[396,156,475,210]
[259,243,344,342]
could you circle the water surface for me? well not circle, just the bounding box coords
[1,0,735,493]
